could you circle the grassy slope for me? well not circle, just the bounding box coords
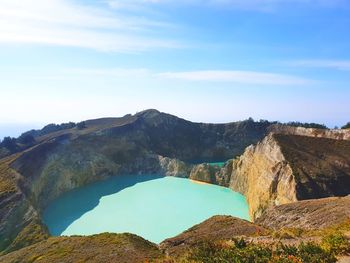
[0,233,163,263]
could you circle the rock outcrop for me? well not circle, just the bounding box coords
[229,134,297,220]
[158,156,193,177]
[189,163,219,184]
[228,131,350,221]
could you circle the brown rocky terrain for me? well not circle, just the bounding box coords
[160,215,267,257]
[256,195,350,230]
[160,196,350,260]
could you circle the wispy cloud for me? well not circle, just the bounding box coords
[69,68,312,85]
[292,60,350,71]
[157,70,311,85]
[7,67,311,86]
[0,0,180,52]
[108,0,346,11]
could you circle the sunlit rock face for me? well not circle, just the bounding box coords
[229,134,297,220]
[228,130,350,221]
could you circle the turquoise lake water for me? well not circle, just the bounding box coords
[209,162,226,167]
[43,175,249,243]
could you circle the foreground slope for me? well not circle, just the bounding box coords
[160,215,267,257]
[0,233,163,263]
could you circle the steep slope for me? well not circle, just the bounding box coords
[0,154,49,252]
[228,132,350,220]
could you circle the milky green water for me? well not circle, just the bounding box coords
[209,162,226,168]
[43,175,249,243]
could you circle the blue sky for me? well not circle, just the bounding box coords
[0,0,350,137]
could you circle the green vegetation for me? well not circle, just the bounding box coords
[76,121,86,130]
[321,231,350,255]
[285,121,328,129]
[0,137,18,152]
[1,233,163,262]
[174,239,338,263]
[0,121,78,158]
[0,155,19,197]
[23,122,77,138]
[342,122,350,129]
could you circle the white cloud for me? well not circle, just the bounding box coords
[107,0,345,11]
[292,60,350,71]
[61,68,312,85]
[2,67,311,85]
[157,70,310,85]
[0,0,179,52]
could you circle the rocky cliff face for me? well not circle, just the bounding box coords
[228,128,350,221]
[188,161,233,186]
[229,134,298,220]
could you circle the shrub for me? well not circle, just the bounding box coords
[273,228,304,239]
[183,240,337,263]
[297,242,336,263]
[286,122,328,129]
[76,121,86,130]
[342,122,350,129]
[0,137,18,152]
[321,232,349,255]
[17,134,35,145]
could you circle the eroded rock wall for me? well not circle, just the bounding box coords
[229,134,298,220]
[228,128,350,221]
